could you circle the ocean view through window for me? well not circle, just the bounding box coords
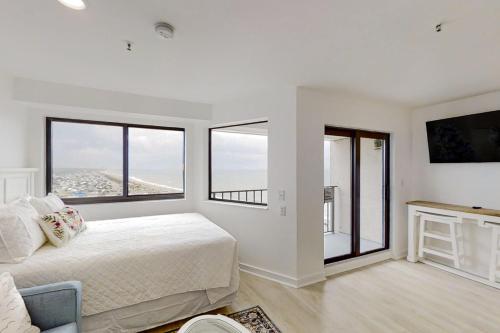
[209,121,268,206]
[128,127,184,195]
[46,118,185,204]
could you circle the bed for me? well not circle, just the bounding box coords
[0,169,239,332]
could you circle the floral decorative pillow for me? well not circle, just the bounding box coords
[39,207,87,247]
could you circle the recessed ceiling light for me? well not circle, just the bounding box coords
[57,0,86,10]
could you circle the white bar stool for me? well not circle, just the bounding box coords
[489,226,500,283]
[417,212,462,268]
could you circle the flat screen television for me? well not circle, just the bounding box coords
[426,110,500,163]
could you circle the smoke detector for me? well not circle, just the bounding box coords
[155,22,175,39]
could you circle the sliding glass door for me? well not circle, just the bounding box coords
[359,134,389,254]
[324,129,354,261]
[324,127,390,264]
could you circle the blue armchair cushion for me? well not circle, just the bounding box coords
[19,281,82,333]
[42,323,78,333]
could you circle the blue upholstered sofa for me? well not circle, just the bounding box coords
[19,281,82,333]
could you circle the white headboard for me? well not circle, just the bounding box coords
[0,168,38,204]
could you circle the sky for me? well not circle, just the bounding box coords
[52,122,184,171]
[52,121,267,172]
[211,131,267,171]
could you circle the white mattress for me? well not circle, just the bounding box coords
[0,213,239,317]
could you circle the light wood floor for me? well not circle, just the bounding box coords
[147,260,500,333]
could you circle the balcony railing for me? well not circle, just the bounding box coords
[210,189,267,206]
[210,187,334,214]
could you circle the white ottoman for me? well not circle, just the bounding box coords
[178,315,251,333]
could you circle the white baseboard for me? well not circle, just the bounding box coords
[239,263,326,288]
[241,251,397,288]
[239,263,298,288]
[392,249,408,260]
[324,250,392,276]
[296,271,326,288]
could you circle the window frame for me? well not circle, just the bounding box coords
[208,120,269,207]
[46,117,185,205]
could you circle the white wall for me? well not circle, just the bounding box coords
[13,78,212,121]
[0,73,28,167]
[1,71,418,284]
[1,74,210,220]
[196,87,299,282]
[411,91,500,208]
[25,107,203,220]
[411,91,500,276]
[296,87,413,279]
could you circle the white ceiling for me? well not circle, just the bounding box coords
[1,0,500,107]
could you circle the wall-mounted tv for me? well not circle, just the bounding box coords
[426,110,500,163]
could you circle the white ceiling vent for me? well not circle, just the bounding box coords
[155,22,174,39]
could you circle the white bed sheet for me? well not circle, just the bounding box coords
[83,286,238,332]
[0,213,238,317]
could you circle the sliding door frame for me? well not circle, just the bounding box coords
[324,126,390,265]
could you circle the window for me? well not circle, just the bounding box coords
[209,121,268,206]
[46,118,185,204]
[128,127,184,196]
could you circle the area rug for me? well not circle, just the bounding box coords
[166,306,281,333]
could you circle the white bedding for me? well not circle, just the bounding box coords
[0,213,238,316]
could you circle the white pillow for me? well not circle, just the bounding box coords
[29,194,65,216]
[0,199,47,263]
[9,199,47,249]
[0,272,40,333]
[0,209,33,263]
